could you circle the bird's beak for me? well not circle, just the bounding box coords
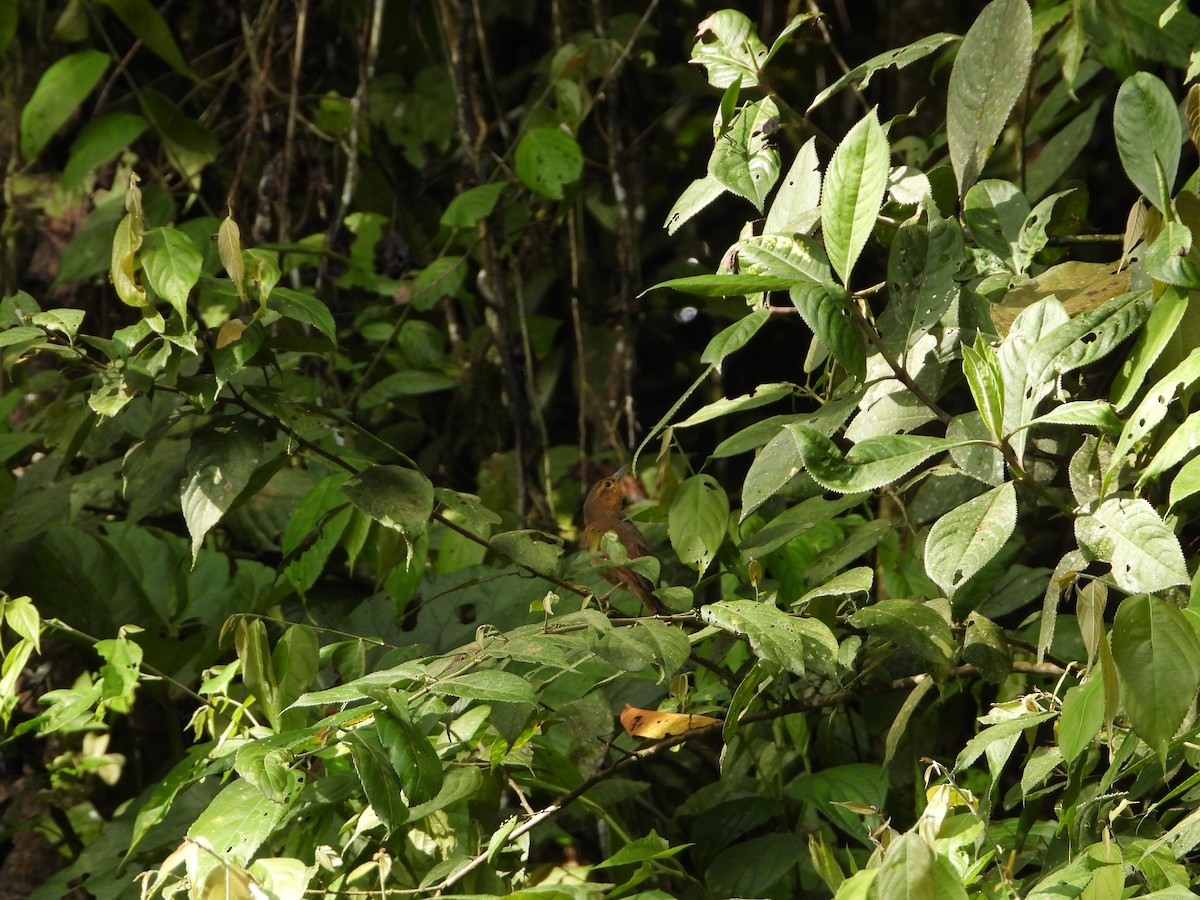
[613,465,629,480]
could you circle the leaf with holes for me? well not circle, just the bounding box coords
[925,483,1017,597]
[708,99,781,212]
[1075,498,1188,594]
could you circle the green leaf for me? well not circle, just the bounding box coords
[377,708,443,805]
[709,98,781,212]
[515,127,583,200]
[807,33,959,114]
[440,183,505,227]
[963,179,1030,270]
[821,109,889,285]
[700,309,770,371]
[430,670,536,705]
[1026,99,1102,202]
[180,418,265,565]
[1110,285,1188,411]
[345,729,408,831]
[62,112,149,188]
[789,425,961,494]
[789,281,866,381]
[963,613,1011,683]
[647,273,798,297]
[675,383,796,429]
[707,834,803,899]
[1075,498,1189,594]
[1112,594,1200,762]
[735,232,832,284]
[946,0,1032,195]
[141,226,202,320]
[665,174,728,235]
[1058,674,1104,764]
[701,599,839,676]
[20,50,110,161]
[268,286,337,344]
[691,10,768,88]
[668,475,729,573]
[1170,455,1200,508]
[186,778,299,884]
[1114,72,1182,213]
[875,833,969,900]
[765,138,821,235]
[925,483,1017,598]
[1108,347,1200,488]
[140,89,218,190]
[342,465,434,541]
[878,213,963,354]
[1143,221,1200,290]
[1139,411,1200,489]
[961,334,1005,440]
[29,309,86,342]
[98,0,196,78]
[850,599,956,670]
[955,708,1057,771]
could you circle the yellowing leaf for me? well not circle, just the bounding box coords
[619,704,722,739]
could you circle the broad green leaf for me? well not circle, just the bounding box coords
[789,425,961,494]
[668,475,729,573]
[1026,99,1102,202]
[1075,498,1188,594]
[1014,189,1075,273]
[409,256,467,311]
[142,226,202,320]
[1058,674,1104,764]
[807,34,959,114]
[62,112,148,188]
[735,232,832,284]
[765,138,821,235]
[377,708,443,805]
[345,729,408,831]
[186,778,300,887]
[1143,221,1200,290]
[963,180,1030,270]
[884,677,936,767]
[789,281,866,381]
[850,599,956,670]
[709,98,781,212]
[1108,347,1200,488]
[268,286,337,344]
[1112,594,1200,762]
[515,127,583,200]
[789,764,888,844]
[1114,72,1182,213]
[925,483,1016,597]
[1170,455,1200,507]
[691,10,767,88]
[795,566,873,608]
[707,834,803,899]
[29,309,86,342]
[180,418,265,565]
[430,670,536,704]
[702,599,839,676]
[822,109,889,285]
[947,0,1032,195]
[98,0,196,78]
[875,833,968,900]
[963,612,1011,683]
[878,213,963,354]
[700,309,770,370]
[1025,401,1121,432]
[342,465,434,541]
[961,334,1004,440]
[140,89,218,191]
[20,50,110,161]
[1111,286,1188,411]
[665,175,727,235]
[440,183,505,228]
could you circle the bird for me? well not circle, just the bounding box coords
[582,469,666,616]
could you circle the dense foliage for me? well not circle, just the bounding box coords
[4,0,1200,897]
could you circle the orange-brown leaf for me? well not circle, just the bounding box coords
[619,704,722,739]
